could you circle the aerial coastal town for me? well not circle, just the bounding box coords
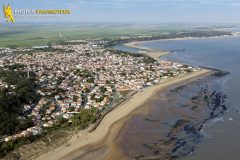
[2,0,240,158]
[0,39,200,143]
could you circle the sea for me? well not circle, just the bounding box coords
[114,36,240,160]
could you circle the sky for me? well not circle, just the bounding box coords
[1,0,240,24]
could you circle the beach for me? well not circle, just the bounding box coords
[36,67,213,160]
[25,34,239,160]
[124,41,170,60]
[35,39,216,160]
[123,34,238,60]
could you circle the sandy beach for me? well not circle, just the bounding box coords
[36,68,213,160]
[124,41,170,60]
[123,34,238,60]
[35,40,215,160]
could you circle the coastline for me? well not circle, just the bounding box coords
[36,68,214,160]
[124,42,170,60]
[33,38,218,160]
[125,34,237,47]
[123,34,239,60]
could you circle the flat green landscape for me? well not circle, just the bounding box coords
[0,23,221,47]
[0,23,236,47]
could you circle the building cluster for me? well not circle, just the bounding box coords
[0,40,200,142]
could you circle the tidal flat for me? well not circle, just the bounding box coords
[116,73,227,160]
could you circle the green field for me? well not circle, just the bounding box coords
[0,23,232,47]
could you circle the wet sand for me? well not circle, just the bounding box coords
[117,75,227,159]
[124,42,170,60]
[76,71,225,160]
[35,69,213,160]
[35,41,214,160]
[123,34,236,60]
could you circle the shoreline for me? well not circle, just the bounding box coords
[123,34,239,60]
[35,37,217,160]
[124,42,170,60]
[36,68,214,160]
[125,34,238,48]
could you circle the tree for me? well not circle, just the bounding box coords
[87,77,95,83]
[0,141,14,154]
[72,108,98,129]
[0,69,39,137]
[73,95,78,102]
[99,86,107,93]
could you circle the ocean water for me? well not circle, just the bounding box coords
[115,36,240,160]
